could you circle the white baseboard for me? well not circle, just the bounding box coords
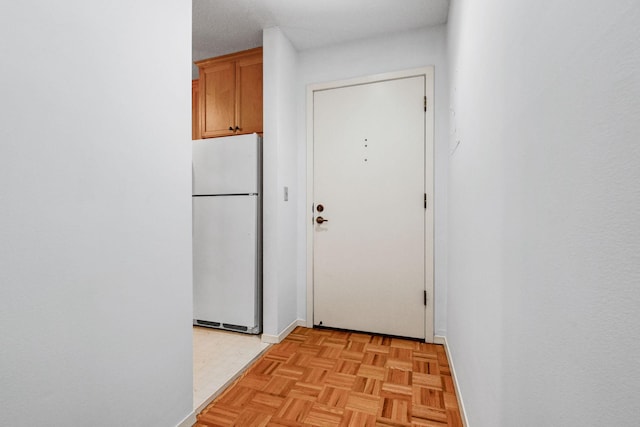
[261,319,306,344]
[176,410,196,427]
[434,335,470,427]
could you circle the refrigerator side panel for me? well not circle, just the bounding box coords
[193,196,260,332]
[192,134,259,195]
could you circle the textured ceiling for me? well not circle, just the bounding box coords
[193,0,449,77]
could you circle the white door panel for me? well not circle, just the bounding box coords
[193,196,258,328]
[313,76,428,339]
[192,134,259,195]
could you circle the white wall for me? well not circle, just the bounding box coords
[263,28,300,336]
[295,26,449,335]
[447,0,640,425]
[0,2,193,426]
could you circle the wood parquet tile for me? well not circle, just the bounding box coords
[194,327,463,427]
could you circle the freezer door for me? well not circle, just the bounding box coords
[193,134,260,195]
[193,195,260,330]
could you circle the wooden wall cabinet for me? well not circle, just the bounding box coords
[195,47,263,139]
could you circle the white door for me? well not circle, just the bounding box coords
[312,73,433,339]
[193,195,259,330]
[192,134,260,196]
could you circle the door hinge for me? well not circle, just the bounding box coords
[424,193,427,209]
[424,96,427,112]
[424,290,427,306]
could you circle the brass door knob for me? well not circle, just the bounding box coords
[315,216,328,224]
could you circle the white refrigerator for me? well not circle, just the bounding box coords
[192,133,261,334]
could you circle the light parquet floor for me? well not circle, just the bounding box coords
[194,327,463,427]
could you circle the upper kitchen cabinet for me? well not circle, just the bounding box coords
[195,47,263,139]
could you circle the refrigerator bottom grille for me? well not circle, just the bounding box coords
[223,323,248,332]
[194,319,261,335]
[195,320,220,327]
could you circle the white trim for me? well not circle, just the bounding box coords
[305,67,435,341]
[305,80,315,328]
[176,410,196,427]
[434,335,470,427]
[261,319,306,344]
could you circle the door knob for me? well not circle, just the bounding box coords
[316,216,328,224]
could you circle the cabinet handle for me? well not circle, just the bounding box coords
[228,127,234,131]
[235,126,241,131]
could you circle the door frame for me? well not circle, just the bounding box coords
[305,67,435,342]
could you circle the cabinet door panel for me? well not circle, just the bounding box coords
[201,61,235,138]
[236,54,263,135]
